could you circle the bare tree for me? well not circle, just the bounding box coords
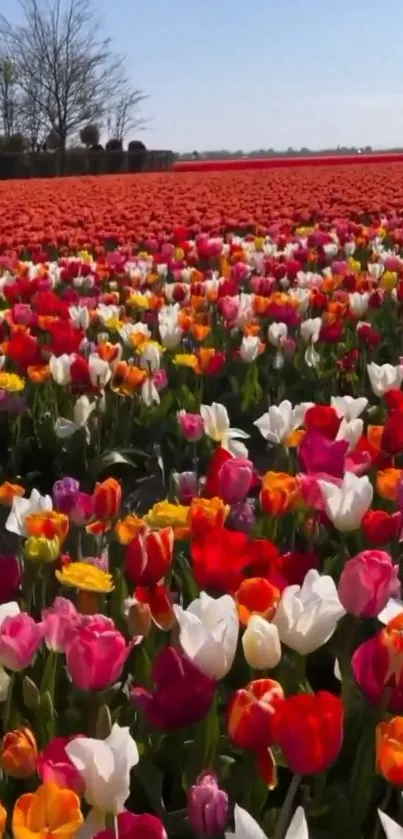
[0,0,139,163]
[0,58,19,137]
[106,80,148,144]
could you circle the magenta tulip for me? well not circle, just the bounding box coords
[131,646,216,730]
[94,811,167,839]
[188,772,229,835]
[299,430,348,478]
[177,410,205,442]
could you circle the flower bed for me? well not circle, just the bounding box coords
[0,167,402,838]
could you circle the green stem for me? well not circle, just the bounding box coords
[272,774,302,839]
[3,672,15,732]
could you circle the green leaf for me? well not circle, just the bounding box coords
[134,757,165,819]
[90,450,137,478]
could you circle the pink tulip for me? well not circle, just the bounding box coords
[299,431,348,478]
[218,457,253,504]
[177,410,204,442]
[220,296,240,323]
[37,736,86,795]
[65,618,130,691]
[298,473,342,512]
[338,550,400,617]
[69,492,94,525]
[42,597,80,653]
[0,614,43,671]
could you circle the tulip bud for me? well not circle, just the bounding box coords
[96,704,112,739]
[177,410,204,442]
[188,772,229,836]
[40,690,54,721]
[1,727,38,778]
[242,616,282,670]
[218,458,253,505]
[127,601,152,638]
[24,535,60,564]
[228,500,255,534]
[22,676,40,711]
[172,471,198,504]
[52,477,80,513]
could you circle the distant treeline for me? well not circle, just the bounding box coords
[0,148,175,179]
[177,146,386,161]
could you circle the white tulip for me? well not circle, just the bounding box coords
[268,322,287,348]
[344,241,356,258]
[239,335,261,363]
[140,379,160,407]
[377,598,403,625]
[118,322,151,345]
[273,570,345,655]
[55,395,96,440]
[300,318,322,345]
[66,723,139,815]
[88,354,111,388]
[349,292,369,318]
[174,592,239,680]
[225,805,309,839]
[49,354,72,385]
[242,616,281,670]
[200,403,249,457]
[254,400,312,445]
[139,344,161,373]
[368,263,384,281]
[367,362,403,397]
[6,489,52,537]
[96,303,121,324]
[318,472,373,531]
[378,808,403,839]
[323,243,338,260]
[331,396,368,421]
[69,305,90,330]
[336,418,363,451]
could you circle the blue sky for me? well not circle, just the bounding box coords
[4,0,403,151]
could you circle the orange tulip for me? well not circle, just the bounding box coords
[376,717,403,785]
[376,468,403,501]
[235,578,281,626]
[189,497,230,538]
[93,477,122,519]
[1,728,37,779]
[115,514,146,544]
[25,511,69,543]
[27,365,51,384]
[260,472,300,516]
[12,783,83,839]
[0,801,5,838]
[0,482,25,507]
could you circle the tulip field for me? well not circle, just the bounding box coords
[1,161,403,839]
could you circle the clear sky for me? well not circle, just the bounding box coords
[4,0,403,152]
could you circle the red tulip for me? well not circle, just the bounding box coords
[228,679,284,752]
[304,405,341,440]
[276,691,344,774]
[125,528,174,587]
[362,510,402,545]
